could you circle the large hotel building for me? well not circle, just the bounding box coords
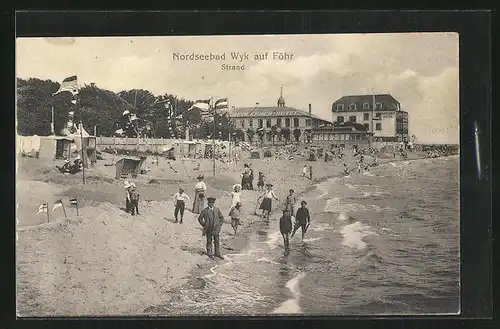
[331,94,409,142]
[230,88,332,144]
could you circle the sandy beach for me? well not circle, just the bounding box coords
[17,148,366,316]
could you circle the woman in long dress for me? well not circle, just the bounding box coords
[192,174,207,214]
[259,183,279,219]
[241,164,251,190]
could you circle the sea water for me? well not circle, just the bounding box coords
[163,156,460,315]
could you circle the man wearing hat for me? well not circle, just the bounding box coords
[197,197,225,259]
[173,187,190,223]
[291,200,311,240]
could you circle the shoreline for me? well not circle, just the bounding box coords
[142,152,458,315]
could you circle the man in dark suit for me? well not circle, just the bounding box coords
[198,197,225,259]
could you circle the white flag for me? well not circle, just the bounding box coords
[37,203,48,215]
[52,200,63,212]
[53,76,79,96]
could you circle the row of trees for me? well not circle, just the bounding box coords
[16,78,235,139]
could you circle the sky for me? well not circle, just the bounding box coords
[16,33,459,144]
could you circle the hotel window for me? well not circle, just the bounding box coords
[375,113,381,120]
[248,119,253,127]
[348,103,356,111]
[258,119,263,128]
[363,123,369,130]
[376,123,382,131]
[336,104,344,111]
[363,102,370,110]
[266,119,271,128]
[337,116,344,123]
[305,119,311,126]
[293,118,299,127]
[240,120,245,128]
[349,116,357,123]
[375,102,383,109]
[276,118,282,127]
[285,118,291,127]
[363,113,370,121]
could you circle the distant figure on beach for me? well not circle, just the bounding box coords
[291,201,311,240]
[257,172,265,191]
[241,164,251,190]
[173,187,190,223]
[128,183,140,216]
[124,180,132,213]
[229,201,242,235]
[248,165,255,190]
[309,165,313,180]
[302,165,308,177]
[192,174,207,214]
[259,183,279,219]
[284,189,298,218]
[343,163,350,176]
[231,184,242,208]
[197,197,225,259]
[279,209,293,253]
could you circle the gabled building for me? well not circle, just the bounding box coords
[332,94,409,142]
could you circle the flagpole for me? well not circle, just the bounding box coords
[212,98,216,177]
[80,121,86,184]
[61,202,67,219]
[76,201,79,216]
[371,92,375,145]
[51,107,55,135]
[47,202,50,223]
[228,101,232,163]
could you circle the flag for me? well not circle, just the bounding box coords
[214,98,228,110]
[69,198,78,206]
[52,200,63,211]
[189,99,211,111]
[37,203,48,215]
[53,76,79,96]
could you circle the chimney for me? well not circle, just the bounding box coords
[308,104,312,116]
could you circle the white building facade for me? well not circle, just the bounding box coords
[331,94,409,142]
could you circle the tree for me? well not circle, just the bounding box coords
[280,127,291,145]
[234,129,245,142]
[270,125,278,145]
[293,128,302,143]
[246,128,255,144]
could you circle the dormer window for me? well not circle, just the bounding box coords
[375,102,383,109]
[336,104,344,111]
[363,102,370,109]
[348,103,356,111]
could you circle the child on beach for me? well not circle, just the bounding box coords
[128,183,140,216]
[231,184,242,208]
[284,189,298,219]
[279,209,293,253]
[173,187,190,223]
[291,201,311,240]
[257,172,265,191]
[229,202,242,235]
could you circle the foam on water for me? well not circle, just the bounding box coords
[272,272,306,314]
[339,221,378,250]
[315,191,328,199]
[262,231,283,250]
[302,237,323,243]
[362,172,376,177]
[257,257,280,265]
[362,191,390,198]
[344,183,356,189]
[324,198,369,213]
[308,223,332,232]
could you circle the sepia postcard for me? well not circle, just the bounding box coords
[15,33,460,316]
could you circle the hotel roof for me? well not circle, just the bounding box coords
[230,106,330,122]
[332,94,401,112]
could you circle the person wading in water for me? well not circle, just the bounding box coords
[279,209,293,254]
[291,201,311,240]
[229,201,242,235]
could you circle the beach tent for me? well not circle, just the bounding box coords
[69,134,97,168]
[38,136,74,160]
[115,156,147,179]
[17,135,42,156]
[250,150,261,159]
